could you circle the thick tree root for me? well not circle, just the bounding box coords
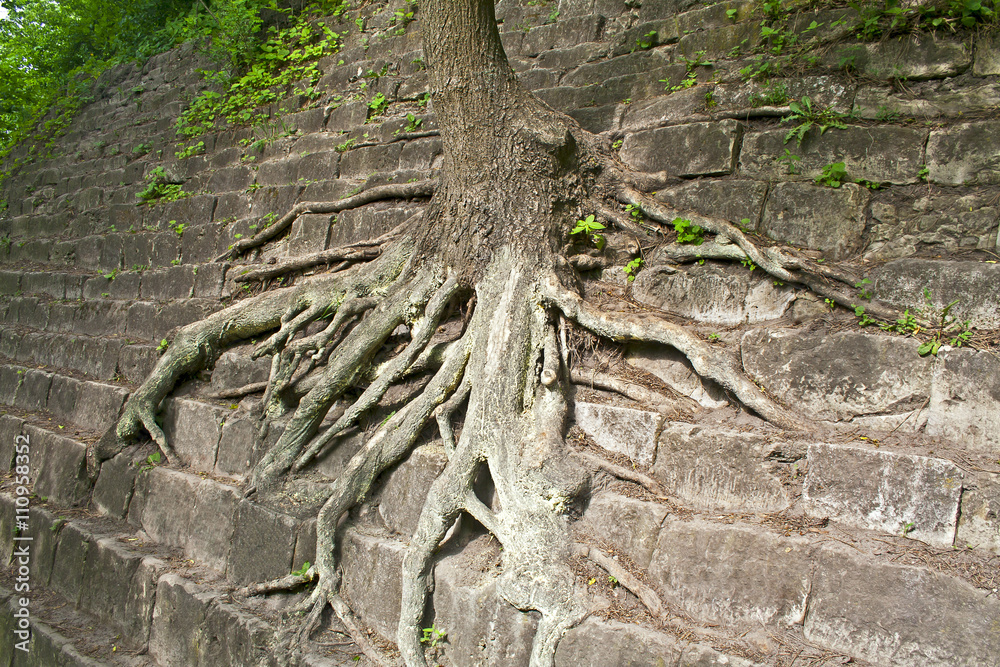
[542,272,803,430]
[215,179,436,261]
[576,544,666,620]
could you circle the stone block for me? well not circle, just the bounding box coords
[678,21,760,60]
[927,120,1000,185]
[740,126,927,185]
[0,415,24,471]
[805,443,963,546]
[330,205,417,246]
[760,182,868,259]
[655,179,767,227]
[13,369,51,412]
[805,548,1000,666]
[974,29,1000,75]
[823,34,971,80]
[46,374,80,423]
[872,259,1000,328]
[648,520,813,626]
[286,213,333,256]
[865,191,999,260]
[21,272,66,300]
[632,261,795,324]
[207,166,254,193]
[119,344,158,385]
[148,574,217,666]
[79,537,163,642]
[564,50,670,88]
[620,87,710,132]
[256,158,299,187]
[193,261,228,298]
[520,15,605,57]
[556,618,753,667]
[31,428,90,507]
[956,475,1000,553]
[326,101,369,131]
[180,223,222,264]
[854,81,1000,120]
[925,348,1000,456]
[653,423,792,512]
[83,271,141,300]
[139,265,197,300]
[398,137,443,171]
[568,103,624,133]
[377,444,448,536]
[134,468,238,571]
[339,529,406,640]
[71,381,127,431]
[620,120,742,176]
[338,143,403,179]
[573,402,662,466]
[91,448,144,519]
[579,493,668,569]
[161,397,226,471]
[431,543,537,667]
[227,500,298,586]
[48,522,90,604]
[742,329,934,422]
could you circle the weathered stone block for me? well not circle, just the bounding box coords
[148,574,217,666]
[329,205,417,246]
[956,475,1000,553]
[31,428,90,507]
[854,81,1000,120]
[79,537,163,642]
[378,444,448,536]
[337,143,403,179]
[556,618,753,667]
[286,213,333,256]
[579,493,668,569]
[927,120,1000,185]
[91,448,144,519]
[872,258,1000,328]
[760,182,868,259]
[139,265,196,300]
[227,500,298,585]
[48,522,90,604]
[648,520,812,626]
[925,348,1000,456]
[340,529,406,640]
[805,548,1000,666]
[620,87,710,132]
[741,329,934,421]
[823,34,971,80]
[655,179,767,227]
[520,15,605,56]
[740,126,926,185]
[432,543,537,667]
[71,381,127,431]
[161,397,226,471]
[974,29,1000,75]
[13,369,51,412]
[654,423,792,512]
[632,261,795,324]
[805,443,962,546]
[620,120,742,176]
[574,402,662,466]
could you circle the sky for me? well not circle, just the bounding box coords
[0,7,7,20]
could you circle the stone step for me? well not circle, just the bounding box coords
[0,330,155,385]
[1,295,224,343]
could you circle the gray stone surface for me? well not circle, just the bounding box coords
[926,120,1000,185]
[823,34,972,80]
[854,81,1000,120]
[974,29,1000,75]
[161,397,226,471]
[578,493,668,569]
[620,120,742,176]
[632,261,795,324]
[286,213,333,256]
[227,500,298,586]
[340,529,406,640]
[956,474,1000,553]
[573,402,663,466]
[760,182,868,259]
[804,443,963,546]
[865,191,999,260]
[654,423,791,512]
[805,548,1000,666]
[556,617,753,667]
[740,126,926,185]
[378,443,447,536]
[872,258,1000,328]
[79,537,163,642]
[653,179,767,226]
[925,348,1000,455]
[741,329,934,421]
[649,520,813,626]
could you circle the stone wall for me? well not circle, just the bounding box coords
[0,0,998,665]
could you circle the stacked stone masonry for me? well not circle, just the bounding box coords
[0,0,998,664]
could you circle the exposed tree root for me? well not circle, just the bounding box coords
[574,450,667,498]
[576,544,666,620]
[569,367,692,414]
[542,272,803,430]
[215,179,436,261]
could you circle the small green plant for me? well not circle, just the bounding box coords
[168,220,187,237]
[137,451,162,473]
[336,137,356,152]
[175,141,205,159]
[102,268,120,281]
[879,289,974,356]
[571,214,606,250]
[855,278,872,300]
[404,113,423,133]
[634,30,657,51]
[749,81,788,107]
[157,338,170,353]
[853,305,877,327]
[291,561,311,577]
[672,217,704,245]
[367,93,389,118]
[901,521,915,537]
[918,165,930,181]
[815,161,850,188]
[741,257,757,271]
[824,298,837,310]
[623,257,644,282]
[137,167,190,204]
[708,332,720,341]
[611,138,623,150]
[608,575,619,587]
[420,624,447,648]
[777,149,800,175]
[782,97,850,146]
[624,203,643,222]
[132,142,152,155]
